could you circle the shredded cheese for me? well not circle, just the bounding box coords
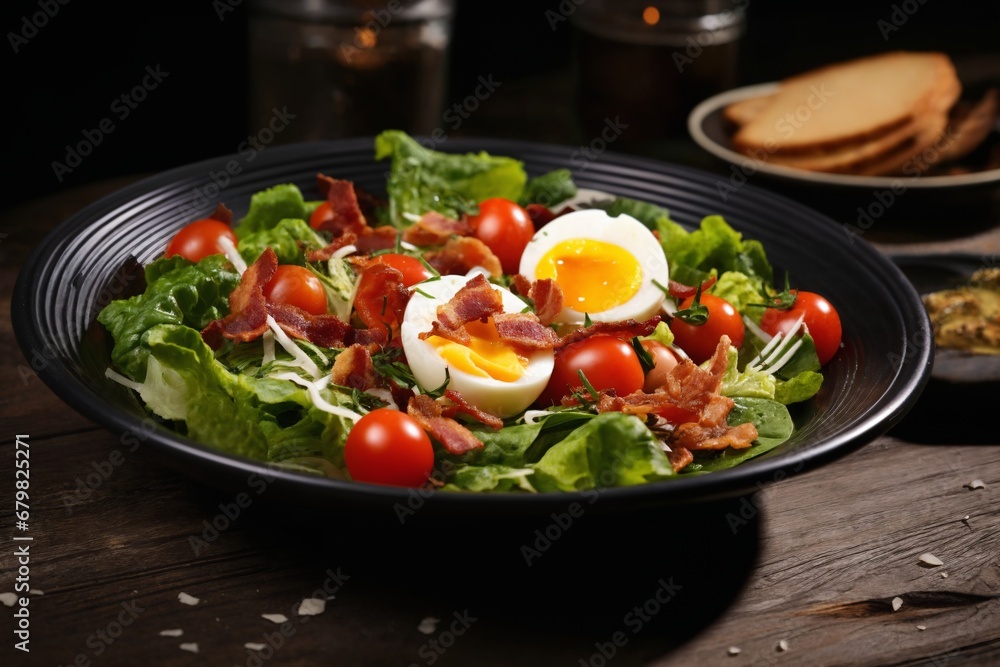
[522,409,553,425]
[365,387,398,410]
[218,235,247,275]
[332,244,357,259]
[262,330,275,364]
[270,372,361,423]
[105,367,144,392]
[742,314,772,344]
[266,315,323,379]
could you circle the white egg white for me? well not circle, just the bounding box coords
[400,274,555,418]
[518,208,669,325]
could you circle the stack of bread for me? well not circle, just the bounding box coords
[724,51,998,177]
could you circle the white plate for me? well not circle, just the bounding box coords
[687,82,1000,190]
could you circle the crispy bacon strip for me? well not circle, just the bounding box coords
[305,231,358,263]
[670,422,757,452]
[275,306,388,350]
[492,311,560,350]
[402,211,471,246]
[524,204,575,230]
[425,236,502,277]
[315,174,368,236]
[313,175,400,253]
[200,247,278,347]
[511,275,564,326]
[330,344,377,391]
[419,273,503,345]
[589,335,758,471]
[527,278,564,326]
[353,186,387,226]
[208,202,234,224]
[353,263,411,332]
[350,327,390,348]
[667,276,717,300]
[200,245,393,350]
[442,389,503,430]
[556,316,661,350]
[407,394,483,455]
[591,336,732,417]
[511,274,532,299]
[662,335,730,414]
[269,302,353,348]
[666,447,694,473]
[354,226,399,254]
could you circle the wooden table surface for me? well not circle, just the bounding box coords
[2,165,999,667]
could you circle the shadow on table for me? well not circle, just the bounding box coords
[230,494,762,664]
[888,375,1000,445]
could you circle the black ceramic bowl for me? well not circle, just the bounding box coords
[11,137,933,515]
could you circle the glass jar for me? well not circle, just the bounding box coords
[572,0,746,150]
[248,0,455,142]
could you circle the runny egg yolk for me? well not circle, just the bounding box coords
[534,238,642,313]
[425,318,527,382]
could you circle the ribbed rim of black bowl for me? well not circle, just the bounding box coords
[11,137,934,515]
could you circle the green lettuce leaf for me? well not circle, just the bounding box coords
[374,130,527,227]
[775,371,824,404]
[593,196,672,230]
[737,327,824,404]
[657,214,773,285]
[140,324,354,465]
[309,257,357,322]
[711,270,766,317]
[96,254,240,380]
[236,183,310,236]
[237,218,327,265]
[720,348,776,399]
[519,169,577,208]
[443,464,536,493]
[641,321,675,348]
[142,324,271,460]
[530,412,674,492]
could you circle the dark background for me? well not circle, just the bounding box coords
[3,0,1000,213]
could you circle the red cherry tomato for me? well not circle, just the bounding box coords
[344,408,435,487]
[164,219,238,263]
[539,335,645,406]
[468,198,535,275]
[670,293,745,365]
[371,253,433,287]
[309,202,334,230]
[760,290,842,366]
[262,265,328,315]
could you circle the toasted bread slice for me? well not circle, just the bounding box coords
[936,87,1000,165]
[851,76,962,176]
[766,74,962,175]
[767,118,919,173]
[732,51,960,156]
[723,94,774,126]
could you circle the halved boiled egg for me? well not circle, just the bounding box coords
[518,208,669,326]
[400,274,554,418]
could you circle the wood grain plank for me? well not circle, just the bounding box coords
[1,422,998,666]
[650,437,1000,666]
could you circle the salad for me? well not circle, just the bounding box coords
[97,130,843,493]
